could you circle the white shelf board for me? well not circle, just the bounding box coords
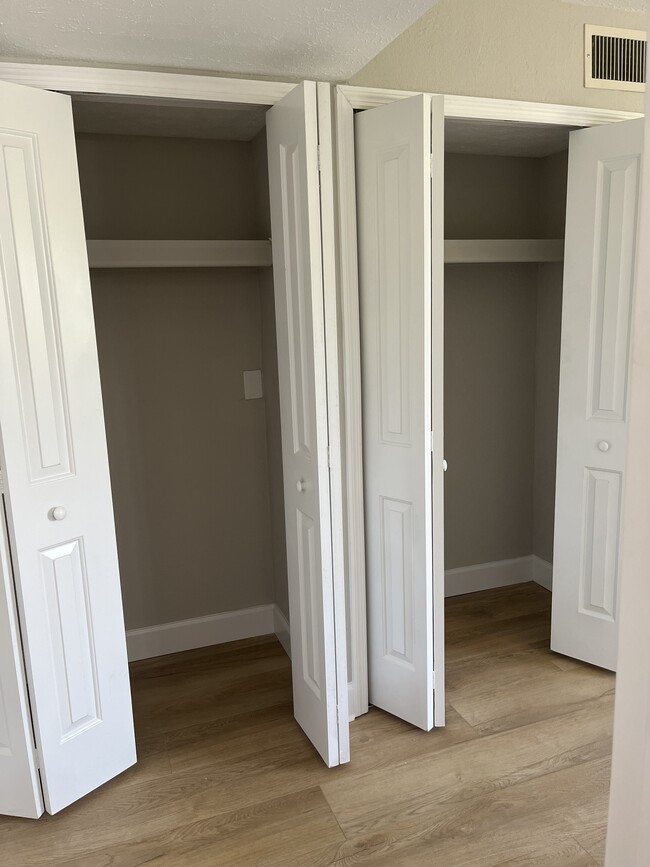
[86,239,273,269]
[445,238,564,264]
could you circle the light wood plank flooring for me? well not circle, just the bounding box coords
[0,582,615,866]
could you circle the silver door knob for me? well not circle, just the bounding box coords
[50,506,67,521]
[296,479,306,493]
[442,459,448,472]
[598,441,610,452]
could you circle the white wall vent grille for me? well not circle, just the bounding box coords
[585,25,646,92]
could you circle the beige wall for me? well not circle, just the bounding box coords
[350,0,646,113]
[77,132,279,629]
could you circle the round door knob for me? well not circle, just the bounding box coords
[296,479,306,493]
[50,506,67,521]
[442,459,448,472]
[598,441,610,452]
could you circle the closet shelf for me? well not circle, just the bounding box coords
[444,239,564,264]
[86,239,273,269]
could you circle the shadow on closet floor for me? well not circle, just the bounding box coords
[0,583,614,866]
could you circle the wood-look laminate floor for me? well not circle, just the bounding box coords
[1,582,615,866]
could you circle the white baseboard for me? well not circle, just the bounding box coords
[532,555,553,591]
[445,554,554,597]
[126,604,275,662]
[445,555,534,597]
[273,605,291,658]
[126,557,554,662]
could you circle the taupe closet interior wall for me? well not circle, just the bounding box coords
[76,131,288,631]
[444,150,567,573]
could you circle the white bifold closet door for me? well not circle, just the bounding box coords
[552,117,644,672]
[0,80,136,816]
[266,81,349,766]
[355,94,446,730]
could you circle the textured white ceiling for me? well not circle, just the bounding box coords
[0,0,442,81]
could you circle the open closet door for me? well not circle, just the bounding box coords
[266,81,349,767]
[0,80,136,815]
[552,117,644,671]
[356,94,445,731]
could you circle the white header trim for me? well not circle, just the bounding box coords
[338,84,642,126]
[0,62,296,106]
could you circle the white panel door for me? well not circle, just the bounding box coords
[552,118,644,672]
[356,94,445,731]
[0,486,43,819]
[0,80,136,814]
[266,81,348,767]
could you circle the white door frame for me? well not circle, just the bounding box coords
[334,82,642,719]
[0,60,349,757]
[0,62,295,105]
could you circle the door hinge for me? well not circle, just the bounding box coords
[430,153,435,177]
[430,431,435,452]
[432,670,436,690]
[336,704,340,725]
[0,467,5,495]
[317,145,322,173]
[32,747,40,770]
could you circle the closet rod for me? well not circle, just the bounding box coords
[445,238,564,264]
[87,239,273,269]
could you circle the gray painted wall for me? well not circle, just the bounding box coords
[444,150,565,571]
[534,264,564,563]
[444,263,538,569]
[446,153,545,239]
[76,134,260,240]
[532,152,568,564]
[77,133,279,629]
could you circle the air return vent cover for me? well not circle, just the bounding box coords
[585,25,646,92]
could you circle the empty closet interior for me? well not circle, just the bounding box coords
[70,97,291,658]
[443,119,570,606]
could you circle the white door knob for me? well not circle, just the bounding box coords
[50,506,67,521]
[442,459,448,472]
[598,441,610,452]
[296,479,306,493]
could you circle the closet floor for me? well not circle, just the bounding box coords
[0,582,614,866]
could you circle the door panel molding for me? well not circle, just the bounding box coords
[0,131,73,482]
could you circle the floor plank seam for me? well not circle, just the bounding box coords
[572,835,601,865]
[447,689,615,741]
